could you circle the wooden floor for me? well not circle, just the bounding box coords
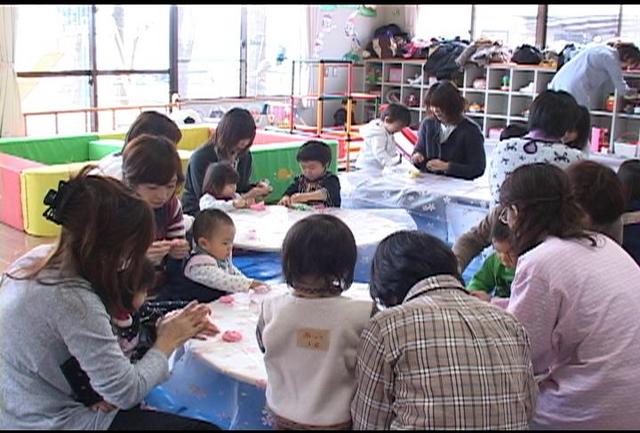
[0,223,55,273]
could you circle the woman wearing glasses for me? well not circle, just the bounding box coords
[500,163,640,429]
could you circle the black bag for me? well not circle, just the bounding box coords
[557,43,584,71]
[373,23,406,39]
[511,44,543,65]
[423,39,468,80]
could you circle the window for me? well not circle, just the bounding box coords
[473,5,538,47]
[17,76,92,135]
[547,5,621,49]
[177,5,241,98]
[416,5,472,41]
[15,5,91,72]
[246,5,306,96]
[95,5,170,70]
[14,5,312,135]
[620,5,640,43]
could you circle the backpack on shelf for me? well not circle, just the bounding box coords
[557,43,584,71]
[423,38,469,80]
[511,44,543,65]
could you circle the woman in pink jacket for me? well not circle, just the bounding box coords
[499,162,640,430]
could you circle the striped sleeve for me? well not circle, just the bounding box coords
[165,197,186,240]
[184,256,253,293]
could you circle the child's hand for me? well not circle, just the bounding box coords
[250,280,271,293]
[168,238,190,259]
[411,152,425,164]
[147,241,172,265]
[90,400,117,412]
[469,291,491,302]
[290,193,306,204]
[253,182,273,197]
[278,196,291,206]
[233,197,249,208]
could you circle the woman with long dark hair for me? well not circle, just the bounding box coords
[500,163,640,429]
[0,167,219,429]
[181,108,272,215]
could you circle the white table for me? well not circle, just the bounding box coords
[144,283,372,430]
[230,205,416,252]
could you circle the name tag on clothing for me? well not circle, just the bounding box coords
[296,328,330,351]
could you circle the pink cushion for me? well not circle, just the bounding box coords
[0,153,44,230]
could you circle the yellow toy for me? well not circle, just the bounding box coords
[409,168,422,179]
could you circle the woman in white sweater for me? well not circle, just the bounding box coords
[0,166,219,430]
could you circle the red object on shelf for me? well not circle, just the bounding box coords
[591,127,609,153]
[605,95,615,112]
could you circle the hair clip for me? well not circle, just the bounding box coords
[42,179,79,225]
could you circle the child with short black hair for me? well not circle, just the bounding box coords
[278,140,341,207]
[180,209,268,302]
[199,162,254,212]
[562,105,591,151]
[467,219,516,303]
[618,159,640,264]
[256,214,376,429]
[355,103,411,170]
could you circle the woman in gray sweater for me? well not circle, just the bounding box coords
[0,167,219,430]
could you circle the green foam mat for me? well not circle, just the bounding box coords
[0,134,98,165]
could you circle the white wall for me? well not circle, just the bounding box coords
[300,5,384,126]
[299,5,414,126]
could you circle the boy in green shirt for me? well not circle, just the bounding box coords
[467,219,516,302]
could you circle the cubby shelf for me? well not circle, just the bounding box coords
[363,59,640,156]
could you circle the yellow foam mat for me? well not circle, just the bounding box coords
[20,162,91,237]
[176,125,212,151]
[98,125,212,151]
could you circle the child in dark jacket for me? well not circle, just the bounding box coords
[279,140,341,208]
[618,159,640,264]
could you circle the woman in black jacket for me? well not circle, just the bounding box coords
[181,108,272,215]
[411,81,486,180]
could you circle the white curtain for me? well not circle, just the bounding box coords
[0,5,25,137]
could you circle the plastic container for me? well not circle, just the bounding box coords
[614,142,638,158]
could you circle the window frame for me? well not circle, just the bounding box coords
[17,4,636,131]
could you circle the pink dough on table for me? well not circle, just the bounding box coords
[222,330,243,342]
[249,202,267,211]
[219,295,235,304]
